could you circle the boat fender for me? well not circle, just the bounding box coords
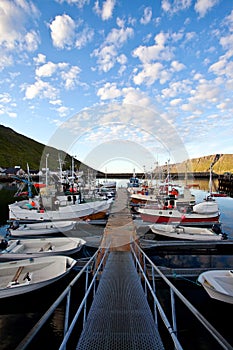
[0,239,8,250]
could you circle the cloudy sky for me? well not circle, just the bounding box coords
[0,0,233,173]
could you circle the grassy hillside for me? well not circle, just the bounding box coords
[0,125,81,171]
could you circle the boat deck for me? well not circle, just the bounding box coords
[76,188,165,349]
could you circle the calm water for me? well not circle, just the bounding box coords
[0,179,233,349]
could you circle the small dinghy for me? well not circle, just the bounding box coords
[0,237,86,261]
[8,220,76,237]
[150,223,226,241]
[0,255,76,299]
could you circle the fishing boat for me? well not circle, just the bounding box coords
[0,255,76,299]
[8,196,113,223]
[0,237,86,261]
[197,269,233,304]
[7,220,76,237]
[137,196,220,227]
[149,223,226,241]
[9,163,113,223]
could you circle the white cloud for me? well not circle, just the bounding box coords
[36,62,57,77]
[0,0,40,51]
[92,25,133,72]
[194,0,219,18]
[75,26,94,49]
[50,14,76,49]
[133,62,170,86]
[170,98,182,106]
[33,54,46,65]
[93,0,116,21]
[24,79,58,100]
[170,60,186,72]
[0,54,13,71]
[132,32,173,64]
[97,82,122,100]
[56,105,70,117]
[56,0,90,7]
[61,66,81,89]
[140,7,152,25]
[161,0,192,15]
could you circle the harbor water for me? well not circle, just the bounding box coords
[0,179,233,349]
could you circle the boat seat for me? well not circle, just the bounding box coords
[12,266,24,283]
[39,242,53,252]
[11,244,24,253]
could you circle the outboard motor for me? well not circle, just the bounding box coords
[212,223,222,235]
[0,239,8,250]
[11,220,20,230]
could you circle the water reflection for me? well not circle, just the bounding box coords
[151,254,233,269]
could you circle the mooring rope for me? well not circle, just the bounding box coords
[172,272,202,286]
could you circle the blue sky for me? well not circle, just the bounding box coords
[0,0,233,173]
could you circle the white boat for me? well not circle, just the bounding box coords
[150,223,225,241]
[0,255,76,299]
[8,197,113,223]
[8,220,77,237]
[197,270,233,304]
[0,237,86,261]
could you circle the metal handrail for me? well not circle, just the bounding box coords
[131,240,233,350]
[15,246,110,350]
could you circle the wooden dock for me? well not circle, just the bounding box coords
[99,187,138,251]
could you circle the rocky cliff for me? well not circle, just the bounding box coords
[169,154,233,175]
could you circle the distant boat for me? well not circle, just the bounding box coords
[0,237,86,261]
[198,269,233,304]
[8,220,76,237]
[150,223,226,241]
[0,255,76,299]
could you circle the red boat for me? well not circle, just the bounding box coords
[137,199,220,227]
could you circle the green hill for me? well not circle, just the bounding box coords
[0,124,81,171]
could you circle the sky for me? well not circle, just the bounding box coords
[0,0,233,174]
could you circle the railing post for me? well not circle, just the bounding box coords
[83,265,89,327]
[170,288,177,336]
[151,266,158,327]
[64,289,71,342]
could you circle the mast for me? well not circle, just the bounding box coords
[209,163,213,195]
[45,154,49,188]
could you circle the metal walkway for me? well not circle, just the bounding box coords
[76,251,165,350]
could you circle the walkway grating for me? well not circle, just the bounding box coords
[76,251,165,350]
